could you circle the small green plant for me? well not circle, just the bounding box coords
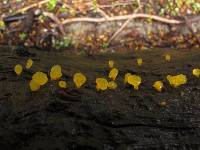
[92,0,97,13]
[47,0,58,11]
[59,5,67,13]
[19,32,26,41]
[53,37,72,49]
[102,42,109,49]
[192,2,200,13]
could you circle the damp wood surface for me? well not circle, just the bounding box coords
[0,46,200,150]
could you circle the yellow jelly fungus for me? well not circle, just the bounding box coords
[137,58,143,66]
[127,75,142,90]
[29,79,40,92]
[165,54,171,62]
[192,69,200,78]
[50,65,62,80]
[0,20,5,29]
[108,60,114,68]
[14,64,23,76]
[167,74,187,88]
[32,72,48,86]
[108,81,117,90]
[73,73,87,88]
[153,81,163,92]
[26,58,33,69]
[58,80,67,89]
[96,78,108,91]
[124,73,132,84]
[109,68,118,81]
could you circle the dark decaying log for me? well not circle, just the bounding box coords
[0,46,200,149]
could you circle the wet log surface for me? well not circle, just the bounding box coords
[0,46,200,150]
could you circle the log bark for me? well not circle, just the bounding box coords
[0,46,200,149]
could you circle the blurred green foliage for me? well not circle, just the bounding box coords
[53,37,72,49]
[47,0,58,11]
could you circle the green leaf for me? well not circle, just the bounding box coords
[47,0,58,11]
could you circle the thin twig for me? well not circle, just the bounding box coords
[17,0,49,13]
[43,11,66,36]
[98,0,138,8]
[62,13,183,25]
[96,8,109,19]
[108,7,141,44]
[136,0,141,9]
[108,18,132,44]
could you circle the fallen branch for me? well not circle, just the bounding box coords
[98,0,138,8]
[17,0,49,14]
[62,13,183,25]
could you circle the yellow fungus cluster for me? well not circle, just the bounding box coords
[108,60,114,68]
[50,65,62,80]
[14,58,34,76]
[167,74,187,88]
[73,73,87,88]
[32,72,48,85]
[108,81,117,89]
[29,80,40,91]
[124,73,131,84]
[127,74,142,90]
[153,81,164,92]
[13,55,200,93]
[165,54,171,62]
[26,58,33,69]
[30,71,48,91]
[95,60,119,91]
[14,64,23,76]
[58,80,67,89]
[137,58,143,66]
[192,69,200,78]
[109,68,118,81]
[96,78,108,91]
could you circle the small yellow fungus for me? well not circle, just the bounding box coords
[108,81,117,89]
[26,58,33,69]
[192,69,200,78]
[127,75,142,90]
[96,78,108,91]
[58,80,67,89]
[108,60,114,68]
[167,74,187,88]
[29,79,40,92]
[153,81,164,92]
[14,64,23,76]
[137,58,143,66]
[124,73,131,84]
[165,54,171,62]
[32,72,48,86]
[0,20,5,30]
[109,68,118,81]
[73,73,87,88]
[50,65,62,80]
